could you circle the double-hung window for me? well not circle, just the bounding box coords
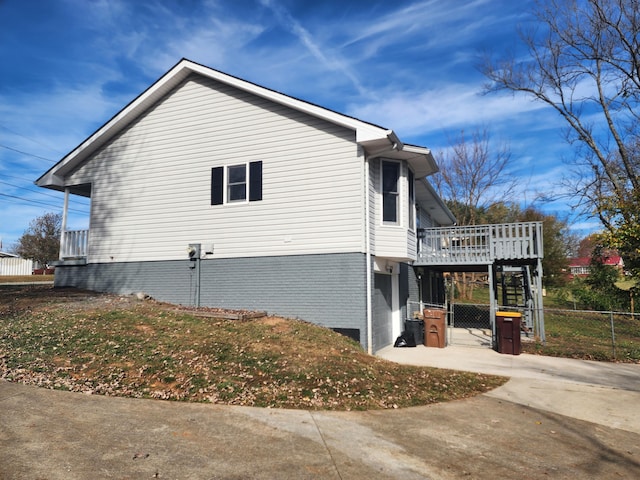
[211,161,262,205]
[382,160,400,224]
[227,164,247,202]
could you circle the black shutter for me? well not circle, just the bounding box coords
[211,167,223,205]
[249,161,262,201]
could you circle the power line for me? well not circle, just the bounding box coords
[0,174,39,183]
[0,180,84,203]
[0,174,89,203]
[0,143,57,163]
[0,123,64,155]
[0,193,88,215]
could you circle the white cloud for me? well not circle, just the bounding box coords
[347,82,551,138]
[137,14,266,76]
[0,82,127,155]
[258,0,371,97]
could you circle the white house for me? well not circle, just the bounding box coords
[36,59,460,353]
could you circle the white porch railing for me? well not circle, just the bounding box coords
[60,229,89,259]
[417,221,543,265]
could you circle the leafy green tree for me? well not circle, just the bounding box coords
[476,202,573,287]
[567,244,628,310]
[15,212,61,269]
[482,201,521,225]
[519,207,573,287]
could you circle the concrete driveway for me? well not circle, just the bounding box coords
[1,345,639,479]
[378,343,640,435]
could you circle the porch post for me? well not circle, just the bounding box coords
[59,187,69,260]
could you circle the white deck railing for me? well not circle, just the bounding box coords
[417,221,543,265]
[60,229,89,259]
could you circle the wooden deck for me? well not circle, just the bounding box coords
[415,221,543,266]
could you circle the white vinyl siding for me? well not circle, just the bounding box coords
[372,158,414,260]
[419,208,434,229]
[66,75,364,262]
[366,153,377,254]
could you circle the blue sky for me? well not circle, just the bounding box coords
[0,0,599,250]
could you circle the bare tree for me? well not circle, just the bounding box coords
[435,127,516,298]
[482,0,640,275]
[436,127,516,226]
[15,212,61,269]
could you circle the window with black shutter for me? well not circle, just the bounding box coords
[211,161,263,205]
[249,161,262,201]
[211,167,224,205]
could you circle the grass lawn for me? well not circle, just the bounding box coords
[0,285,506,410]
[522,309,640,362]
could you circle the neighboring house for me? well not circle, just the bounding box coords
[36,59,544,352]
[567,256,624,279]
[0,252,34,276]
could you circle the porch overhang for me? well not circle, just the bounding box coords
[360,138,439,178]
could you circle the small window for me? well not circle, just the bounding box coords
[211,161,262,205]
[382,160,399,223]
[227,164,247,202]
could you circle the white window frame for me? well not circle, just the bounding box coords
[226,163,249,204]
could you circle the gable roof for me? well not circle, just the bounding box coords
[36,59,438,190]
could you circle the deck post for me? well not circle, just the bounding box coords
[535,257,546,343]
[488,263,496,350]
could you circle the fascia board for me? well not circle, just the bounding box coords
[402,144,439,177]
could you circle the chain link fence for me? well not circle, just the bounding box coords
[406,301,640,361]
[534,307,640,362]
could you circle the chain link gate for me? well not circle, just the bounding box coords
[406,301,494,348]
[449,303,493,347]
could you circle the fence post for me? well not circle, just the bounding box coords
[609,311,616,360]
